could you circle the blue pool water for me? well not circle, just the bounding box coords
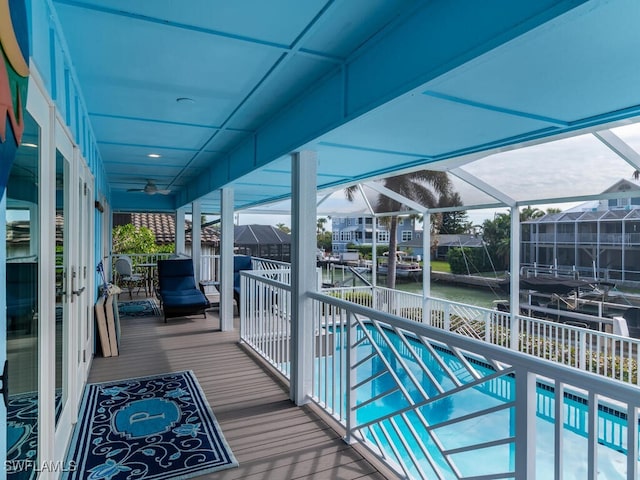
[314,325,637,479]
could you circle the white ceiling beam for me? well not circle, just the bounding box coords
[451,168,516,207]
[357,184,376,216]
[593,130,640,171]
[363,182,426,213]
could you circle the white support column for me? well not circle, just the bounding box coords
[220,188,235,331]
[290,150,316,405]
[371,216,377,286]
[175,207,186,255]
[192,201,202,281]
[510,206,521,350]
[422,211,431,325]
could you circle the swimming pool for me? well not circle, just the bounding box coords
[313,324,638,479]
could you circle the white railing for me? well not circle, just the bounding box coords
[321,285,640,387]
[239,271,640,479]
[239,268,292,379]
[110,252,173,271]
[201,254,220,281]
[200,254,290,283]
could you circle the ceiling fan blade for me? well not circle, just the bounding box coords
[157,190,171,195]
[126,188,145,192]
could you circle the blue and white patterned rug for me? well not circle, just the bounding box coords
[7,391,62,480]
[62,371,237,480]
[117,299,161,318]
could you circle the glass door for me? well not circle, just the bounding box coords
[5,111,41,479]
[55,148,70,426]
[74,160,93,388]
[53,121,75,458]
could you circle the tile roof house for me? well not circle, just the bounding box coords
[113,213,220,247]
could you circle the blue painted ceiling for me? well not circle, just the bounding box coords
[50,0,640,214]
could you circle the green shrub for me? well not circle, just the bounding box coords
[446,247,493,275]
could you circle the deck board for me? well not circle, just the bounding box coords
[86,299,389,480]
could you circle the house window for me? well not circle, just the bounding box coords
[378,231,390,243]
[617,198,631,208]
[402,231,413,242]
[333,232,339,241]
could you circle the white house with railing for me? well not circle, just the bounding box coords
[332,216,418,253]
[522,179,640,285]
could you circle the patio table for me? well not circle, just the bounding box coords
[138,262,157,296]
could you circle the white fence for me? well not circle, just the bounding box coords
[200,254,289,283]
[240,271,640,479]
[324,285,640,387]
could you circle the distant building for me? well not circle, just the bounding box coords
[112,214,291,262]
[331,216,417,253]
[234,224,291,262]
[521,179,640,285]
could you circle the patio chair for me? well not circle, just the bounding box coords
[114,255,147,298]
[156,258,210,322]
[233,255,253,310]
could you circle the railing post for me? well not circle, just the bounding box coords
[345,312,356,444]
[511,314,521,351]
[514,367,536,479]
[484,311,491,342]
[444,303,451,331]
[578,330,587,371]
[627,402,639,480]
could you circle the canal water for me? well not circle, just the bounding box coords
[395,280,503,309]
[323,267,503,309]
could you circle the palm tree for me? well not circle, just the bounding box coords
[520,205,544,222]
[316,217,328,235]
[346,171,453,288]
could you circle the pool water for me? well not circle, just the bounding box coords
[314,324,637,479]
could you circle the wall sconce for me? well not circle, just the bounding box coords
[95,200,104,213]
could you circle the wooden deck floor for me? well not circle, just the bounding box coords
[87,299,389,480]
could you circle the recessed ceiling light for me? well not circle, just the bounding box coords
[21,143,38,148]
[148,153,161,158]
[176,97,195,104]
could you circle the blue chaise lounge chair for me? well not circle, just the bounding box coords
[157,258,210,322]
[233,255,253,309]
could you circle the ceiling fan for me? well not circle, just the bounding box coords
[127,180,171,195]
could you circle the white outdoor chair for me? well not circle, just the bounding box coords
[114,256,147,298]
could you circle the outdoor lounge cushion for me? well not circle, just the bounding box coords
[233,255,252,288]
[233,255,253,302]
[157,258,209,322]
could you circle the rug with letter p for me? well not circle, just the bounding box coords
[62,371,238,479]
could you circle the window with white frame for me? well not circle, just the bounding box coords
[378,231,389,243]
[402,231,413,242]
[340,231,352,241]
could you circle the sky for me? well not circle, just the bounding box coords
[235,122,640,231]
